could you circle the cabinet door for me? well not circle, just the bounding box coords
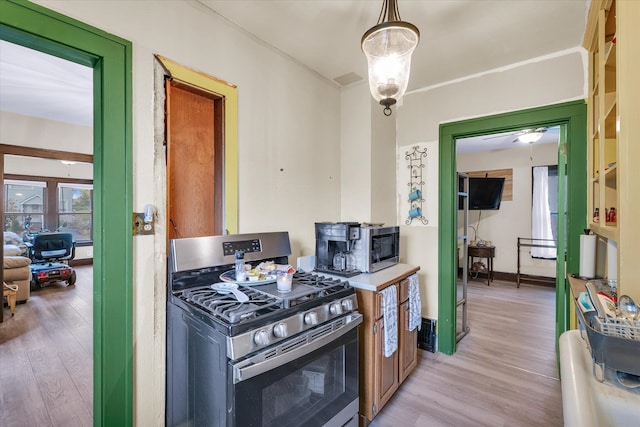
[399,300,418,382]
[374,317,398,414]
[166,80,225,243]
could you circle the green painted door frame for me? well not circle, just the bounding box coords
[0,1,133,425]
[438,101,586,355]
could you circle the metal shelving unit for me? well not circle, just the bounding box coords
[457,173,470,342]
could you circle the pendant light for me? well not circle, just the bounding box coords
[362,0,420,116]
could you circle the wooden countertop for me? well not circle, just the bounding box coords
[567,274,589,299]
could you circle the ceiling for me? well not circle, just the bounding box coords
[0,40,92,127]
[198,0,590,91]
[0,0,589,151]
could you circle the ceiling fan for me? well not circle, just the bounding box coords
[482,127,548,144]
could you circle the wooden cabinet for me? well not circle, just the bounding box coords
[399,284,418,381]
[373,317,398,410]
[585,0,618,241]
[356,267,420,426]
[584,0,640,301]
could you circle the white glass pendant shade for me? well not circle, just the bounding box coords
[362,25,418,104]
[362,0,419,115]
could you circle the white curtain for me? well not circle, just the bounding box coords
[531,166,557,258]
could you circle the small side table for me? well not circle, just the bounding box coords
[468,245,496,286]
[3,282,17,317]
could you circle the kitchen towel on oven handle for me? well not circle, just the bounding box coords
[381,285,397,357]
[408,273,422,332]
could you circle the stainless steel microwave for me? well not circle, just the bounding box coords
[351,225,399,273]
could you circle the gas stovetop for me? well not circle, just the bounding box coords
[173,271,354,332]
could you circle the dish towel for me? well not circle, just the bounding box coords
[381,285,398,357]
[408,273,422,332]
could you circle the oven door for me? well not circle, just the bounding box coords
[231,314,361,427]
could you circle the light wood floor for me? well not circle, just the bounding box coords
[370,279,562,427]
[0,265,93,427]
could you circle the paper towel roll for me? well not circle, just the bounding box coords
[579,234,596,278]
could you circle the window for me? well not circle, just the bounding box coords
[58,183,93,242]
[4,179,46,233]
[3,177,93,243]
[531,165,558,259]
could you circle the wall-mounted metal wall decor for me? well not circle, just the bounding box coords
[405,145,428,225]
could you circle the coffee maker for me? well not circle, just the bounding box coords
[314,222,361,277]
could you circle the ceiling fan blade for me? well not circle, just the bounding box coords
[482,132,517,140]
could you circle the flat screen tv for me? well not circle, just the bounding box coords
[459,177,505,210]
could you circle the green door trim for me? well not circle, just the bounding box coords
[438,100,586,355]
[0,0,133,425]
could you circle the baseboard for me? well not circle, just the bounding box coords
[458,268,555,287]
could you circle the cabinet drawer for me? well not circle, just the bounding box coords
[375,292,383,319]
[375,284,400,319]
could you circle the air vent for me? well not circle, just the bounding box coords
[333,72,363,86]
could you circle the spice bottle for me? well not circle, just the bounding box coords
[609,207,616,223]
[593,208,600,223]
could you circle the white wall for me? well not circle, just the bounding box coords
[0,111,92,153]
[30,1,342,425]
[340,83,371,223]
[397,50,587,320]
[457,143,558,277]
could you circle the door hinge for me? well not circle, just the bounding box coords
[373,324,378,334]
[372,403,377,415]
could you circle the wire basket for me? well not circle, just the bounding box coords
[576,301,640,381]
[598,316,640,341]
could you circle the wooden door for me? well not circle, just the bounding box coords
[166,80,224,240]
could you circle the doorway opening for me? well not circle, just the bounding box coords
[1,1,133,423]
[437,101,587,355]
[454,126,562,345]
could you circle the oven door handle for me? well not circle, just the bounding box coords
[231,313,362,384]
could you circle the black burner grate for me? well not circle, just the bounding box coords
[175,271,353,327]
[183,286,283,324]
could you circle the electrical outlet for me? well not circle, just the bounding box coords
[133,212,155,235]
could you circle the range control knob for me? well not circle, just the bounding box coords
[329,302,343,315]
[341,298,354,312]
[304,311,319,326]
[272,323,288,338]
[253,329,270,346]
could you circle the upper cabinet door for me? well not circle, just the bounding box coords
[166,80,224,241]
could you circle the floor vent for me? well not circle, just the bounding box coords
[417,318,436,352]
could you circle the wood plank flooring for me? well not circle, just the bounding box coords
[370,279,562,427]
[0,266,93,427]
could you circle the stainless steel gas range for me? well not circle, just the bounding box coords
[166,232,362,427]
